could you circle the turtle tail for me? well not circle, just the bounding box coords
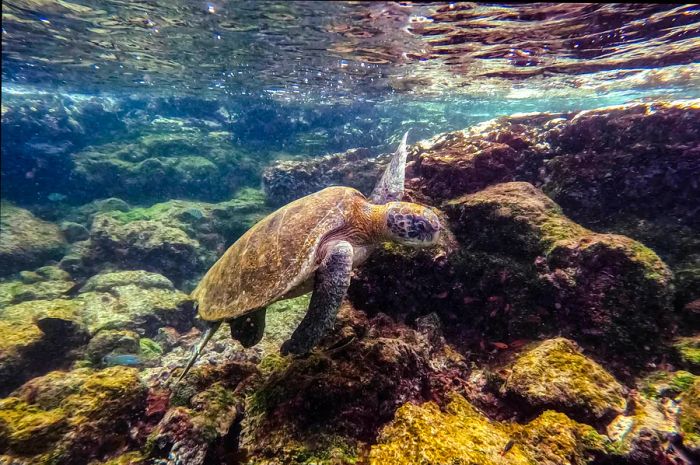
[173,320,222,386]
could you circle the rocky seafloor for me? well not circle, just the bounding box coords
[0,99,699,465]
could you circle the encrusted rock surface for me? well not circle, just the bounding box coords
[0,203,67,276]
[504,338,627,423]
[350,182,673,371]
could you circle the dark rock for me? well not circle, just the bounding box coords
[350,182,673,372]
[0,202,67,276]
[60,221,90,242]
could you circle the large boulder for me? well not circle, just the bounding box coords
[263,148,384,207]
[1,367,147,465]
[350,182,673,370]
[369,393,608,465]
[59,189,268,288]
[70,131,260,203]
[0,203,67,276]
[504,338,627,423]
[264,100,700,307]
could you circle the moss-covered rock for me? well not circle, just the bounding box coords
[0,202,67,276]
[85,330,141,363]
[0,266,76,308]
[0,397,68,455]
[77,274,195,335]
[674,335,700,372]
[370,393,606,465]
[80,270,175,293]
[0,270,192,393]
[352,182,673,370]
[505,338,627,423]
[679,378,700,448]
[0,298,89,395]
[71,130,261,203]
[606,394,676,463]
[60,190,268,287]
[1,367,147,465]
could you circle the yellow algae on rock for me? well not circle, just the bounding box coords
[369,394,531,465]
[679,377,700,448]
[370,393,607,465]
[0,397,68,455]
[505,338,627,421]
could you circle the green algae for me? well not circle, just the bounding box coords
[674,336,700,369]
[505,338,626,422]
[59,367,146,424]
[641,370,698,399]
[139,337,163,359]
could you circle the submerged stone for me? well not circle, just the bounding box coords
[0,202,66,276]
[369,393,607,465]
[505,338,627,423]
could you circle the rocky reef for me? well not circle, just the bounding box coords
[1,99,698,465]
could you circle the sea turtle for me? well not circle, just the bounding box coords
[176,131,442,383]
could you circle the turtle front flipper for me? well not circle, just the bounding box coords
[280,241,354,356]
[370,130,410,204]
[230,307,266,348]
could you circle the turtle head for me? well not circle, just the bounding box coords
[382,202,441,246]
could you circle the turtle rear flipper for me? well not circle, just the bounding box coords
[281,240,354,356]
[173,320,221,386]
[230,307,266,347]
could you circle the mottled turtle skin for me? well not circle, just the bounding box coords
[192,186,383,322]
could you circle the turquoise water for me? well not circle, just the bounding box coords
[1,3,699,465]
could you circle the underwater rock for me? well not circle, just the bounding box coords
[70,131,261,203]
[60,221,90,243]
[75,270,195,335]
[64,190,268,287]
[350,182,673,370]
[85,214,201,286]
[606,393,677,465]
[0,298,89,396]
[79,270,175,293]
[63,197,131,226]
[674,335,700,372]
[0,265,75,307]
[267,100,699,306]
[239,304,468,463]
[679,377,700,449]
[0,270,193,394]
[369,392,607,465]
[504,338,627,423]
[263,148,384,206]
[1,366,147,465]
[85,329,141,364]
[0,202,67,276]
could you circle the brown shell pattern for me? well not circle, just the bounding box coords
[192,186,365,321]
